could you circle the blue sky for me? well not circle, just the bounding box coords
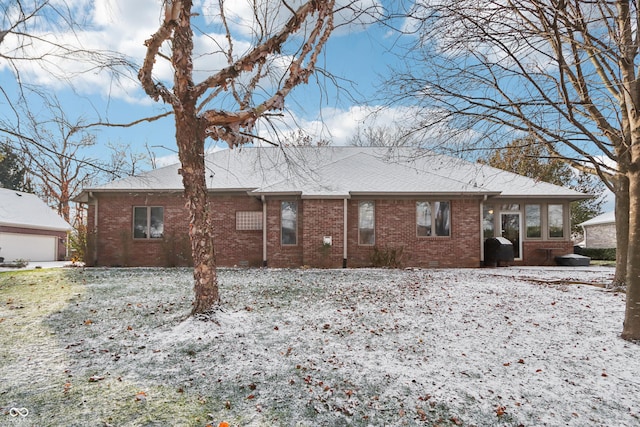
[0,0,615,210]
[1,0,403,168]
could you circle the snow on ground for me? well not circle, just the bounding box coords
[1,265,639,426]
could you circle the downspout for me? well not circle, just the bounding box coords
[343,198,348,268]
[480,195,487,266]
[91,192,98,266]
[262,195,267,267]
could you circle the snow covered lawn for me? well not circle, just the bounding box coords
[1,266,638,426]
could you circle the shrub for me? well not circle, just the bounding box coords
[371,246,404,268]
[574,247,616,261]
[161,233,193,267]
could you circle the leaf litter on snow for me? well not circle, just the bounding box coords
[1,266,639,426]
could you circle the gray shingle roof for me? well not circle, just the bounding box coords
[579,210,615,226]
[0,188,72,231]
[78,146,588,200]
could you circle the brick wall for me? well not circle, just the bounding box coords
[88,192,263,267]
[346,198,481,268]
[583,223,617,249]
[302,199,345,268]
[265,198,304,267]
[521,240,575,266]
[87,192,574,268]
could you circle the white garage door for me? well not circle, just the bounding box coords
[0,232,57,262]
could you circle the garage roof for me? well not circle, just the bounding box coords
[0,188,72,232]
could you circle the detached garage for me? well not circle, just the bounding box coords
[0,188,72,262]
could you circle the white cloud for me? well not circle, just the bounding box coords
[1,0,384,107]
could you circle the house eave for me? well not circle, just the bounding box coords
[348,191,501,198]
[0,221,72,232]
[487,193,591,201]
[74,188,186,203]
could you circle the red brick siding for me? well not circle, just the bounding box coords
[520,240,575,266]
[87,192,572,268]
[88,192,262,267]
[265,198,304,267]
[209,195,263,267]
[302,199,345,268]
[346,198,481,268]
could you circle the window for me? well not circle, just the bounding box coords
[281,201,297,245]
[501,203,520,211]
[548,204,564,238]
[525,204,541,238]
[236,211,262,230]
[482,204,494,238]
[133,207,164,239]
[417,201,451,237]
[358,201,375,245]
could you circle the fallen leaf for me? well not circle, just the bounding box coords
[496,406,506,416]
[417,408,427,421]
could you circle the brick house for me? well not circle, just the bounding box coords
[75,146,588,268]
[578,211,616,249]
[0,188,71,262]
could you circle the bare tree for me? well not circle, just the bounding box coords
[385,0,640,340]
[348,124,417,147]
[3,89,158,227]
[138,0,347,314]
[0,1,136,90]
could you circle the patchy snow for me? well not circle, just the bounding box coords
[1,265,639,426]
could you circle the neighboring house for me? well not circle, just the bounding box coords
[0,188,72,262]
[75,146,589,268]
[578,210,616,249]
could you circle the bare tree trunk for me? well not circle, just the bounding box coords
[170,1,219,315]
[175,110,219,314]
[613,173,629,289]
[139,0,337,315]
[617,0,640,340]
[623,166,640,340]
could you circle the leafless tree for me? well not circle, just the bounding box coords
[0,1,136,88]
[348,124,417,147]
[8,92,155,222]
[1,0,180,228]
[139,0,369,314]
[384,0,640,340]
